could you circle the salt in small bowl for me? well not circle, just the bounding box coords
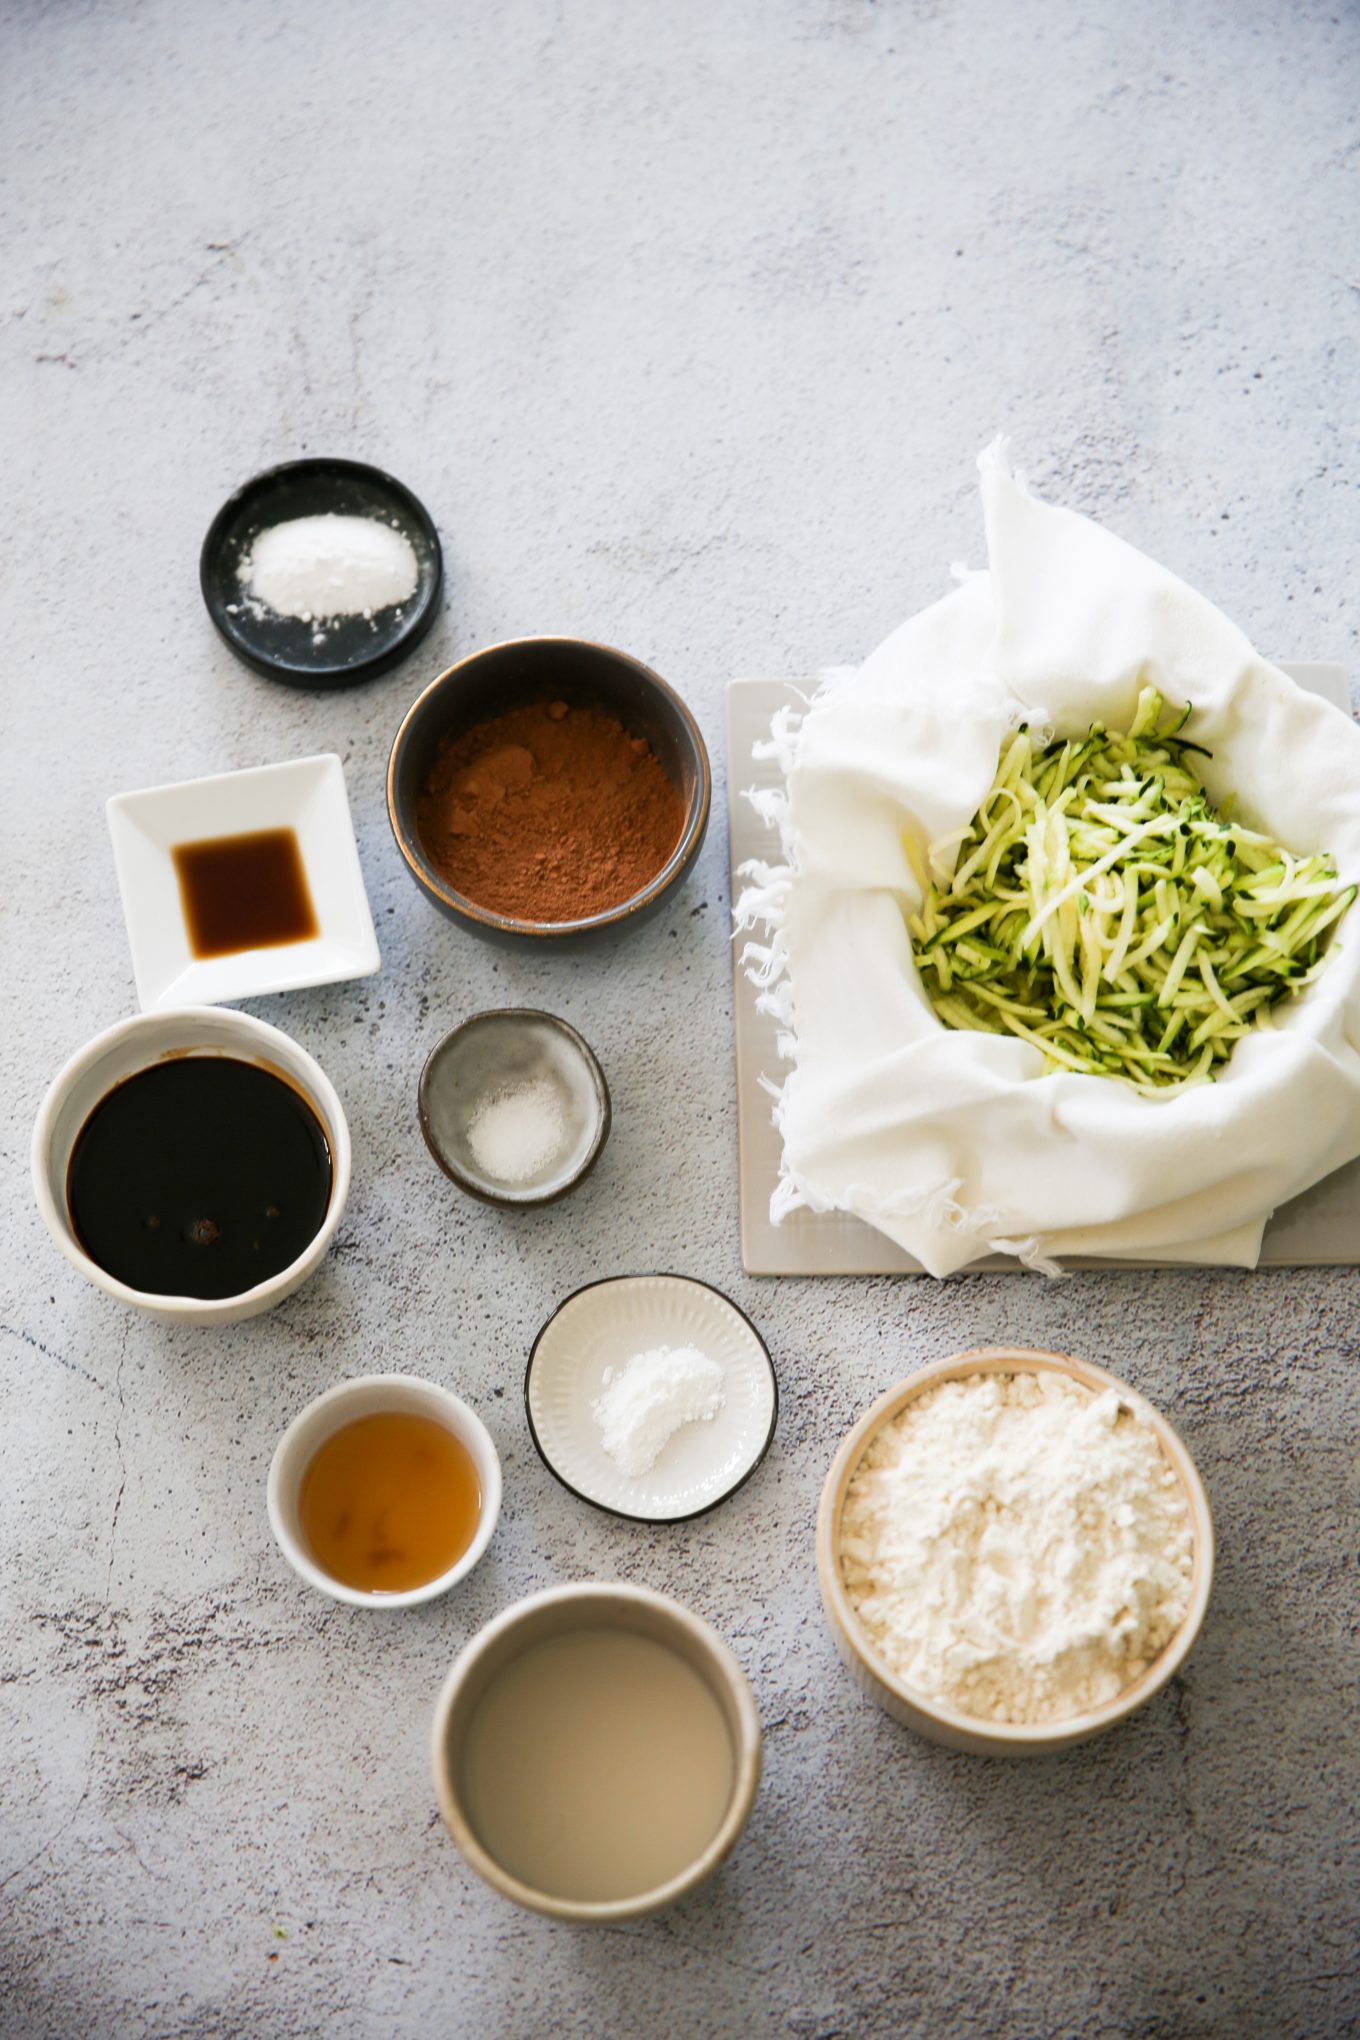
[418,1010,611,1208]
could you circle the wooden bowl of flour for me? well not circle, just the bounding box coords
[816,1346,1215,1757]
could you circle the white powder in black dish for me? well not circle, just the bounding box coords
[236,513,417,623]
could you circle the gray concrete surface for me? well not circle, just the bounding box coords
[3,2,1358,2035]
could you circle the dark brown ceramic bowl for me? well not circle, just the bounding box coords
[387,637,711,947]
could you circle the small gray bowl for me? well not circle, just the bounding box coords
[418,1010,611,1208]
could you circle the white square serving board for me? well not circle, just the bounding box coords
[727,665,1360,1276]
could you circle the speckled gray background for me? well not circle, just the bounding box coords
[3,2,1358,2036]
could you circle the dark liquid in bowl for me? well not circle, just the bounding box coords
[67,1056,332,1299]
[172,827,318,958]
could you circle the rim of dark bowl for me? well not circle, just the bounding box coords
[416,1009,612,1209]
[523,1273,780,1524]
[386,635,711,938]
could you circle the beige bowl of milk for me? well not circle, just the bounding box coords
[431,1582,763,1920]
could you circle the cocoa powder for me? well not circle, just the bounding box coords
[415,698,686,922]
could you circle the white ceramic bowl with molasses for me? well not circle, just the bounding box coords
[32,1006,351,1327]
[386,635,711,947]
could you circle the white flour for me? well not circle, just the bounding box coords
[838,1371,1193,1724]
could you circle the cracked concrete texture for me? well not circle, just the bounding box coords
[2,1,1358,2035]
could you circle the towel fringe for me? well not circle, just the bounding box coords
[733,666,1067,1276]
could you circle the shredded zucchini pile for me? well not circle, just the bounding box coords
[909,687,1354,1093]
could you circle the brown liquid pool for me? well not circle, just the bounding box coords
[172,827,319,958]
[298,1410,481,1594]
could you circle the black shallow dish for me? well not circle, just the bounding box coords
[201,458,443,688]
[387,636,711,949]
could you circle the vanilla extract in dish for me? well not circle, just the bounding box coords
[172,827,318,959]
[66,1056,332,1299]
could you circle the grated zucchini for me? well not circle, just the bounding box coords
[908,687,1354,1093]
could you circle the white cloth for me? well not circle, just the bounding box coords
[736,443,1360,1275]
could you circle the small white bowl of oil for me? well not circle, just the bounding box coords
[268,1373,502,1609]
[431,1581,763,1921]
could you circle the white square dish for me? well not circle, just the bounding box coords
[107,753,380,1012]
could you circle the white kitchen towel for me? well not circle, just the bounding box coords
[735,442,1360,1275]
